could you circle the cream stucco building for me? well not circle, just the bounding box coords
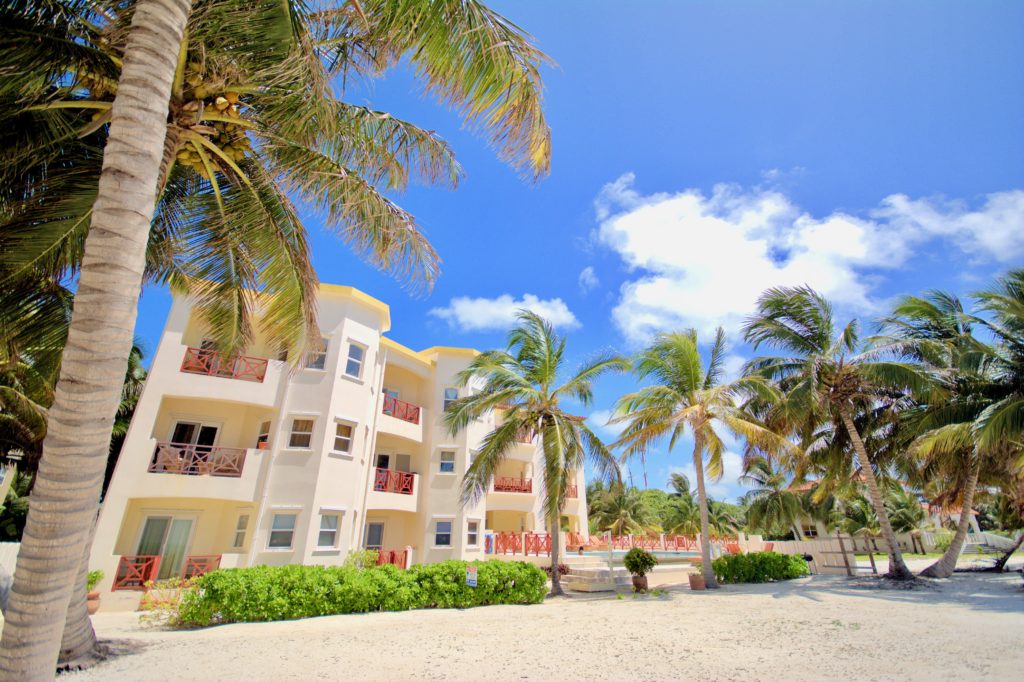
[92,284,588,593]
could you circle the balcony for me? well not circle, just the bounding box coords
[493,477,533,494]
[382,395,420,424]
[136,438,263,502]
[180,347,268,383]
[377,395,425,442]
[366,468,420,513]
[149,442,246,478]
[567,484,578,499]
[112,553,221,591]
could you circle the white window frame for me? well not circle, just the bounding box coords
[332,421,355,455]
[288,418,315,449]
[233,514,250,549]
[317,513,340,549]
[466,519,480,547]
[304,337,329,371]
[344,342,366,379]
[443,387,459,412]
[268,512,297,549]
[439,450,456,475]
[433,519,453,548]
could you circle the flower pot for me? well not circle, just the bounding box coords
[86,591,101,615]
[688,573,706,591]
[631,575,648,593]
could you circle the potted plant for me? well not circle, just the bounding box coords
[689,563,706,591]
[86,570,104,614]
[623,548,657,593]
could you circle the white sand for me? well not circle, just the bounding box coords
[66,569,1023,681]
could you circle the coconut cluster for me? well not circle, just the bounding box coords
[175,63,253,178]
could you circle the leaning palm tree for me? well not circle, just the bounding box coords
[740,456,804,539]
[443,311,627,596]
[1,1,554,674]
[613,328,793,589]
[743,286,933,580]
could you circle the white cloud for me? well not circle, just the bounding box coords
[587,409,622,441]
[595,173,1024,344]
[578,266,600,293]
[429,294,579,332]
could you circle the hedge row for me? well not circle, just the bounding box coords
[711,551,809,584]
[177,560,547,626]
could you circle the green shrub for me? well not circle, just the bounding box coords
[711,552,808,584]
[932,532,954,552]
[86,569,104,592]
[177,560,546,627]
[622,548,658,577]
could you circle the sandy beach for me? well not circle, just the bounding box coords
[66,569,1023,682]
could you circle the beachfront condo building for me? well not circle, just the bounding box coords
[91,284,588,593]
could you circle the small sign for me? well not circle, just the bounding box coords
[466,565,478,587]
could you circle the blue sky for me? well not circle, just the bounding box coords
[134,1,1024,502]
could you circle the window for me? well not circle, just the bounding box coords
[443,388,458,411]
[303,337,328,370]
[802,525,819,538]
[434,520,452,547]
[333,423,354,453]
[467,520,479,547]
[318,514,339,548]
[439,451,456,474]
[344,343,365,378]
[289,419,314,448]
[277,348,289,362]
[268,513,296,549]
[256,421,271,449]
[233,514,249,548]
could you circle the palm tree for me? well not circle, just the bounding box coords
[443,311,627,596]
[886,487,927,554]
[613,328,793,588]
[663,494,701,536]
[1,1,553,674]
[840,495,883,574]
[668,472,692,499]
[589,486,660,535]
[740,456,804,539]
[743,286,932,580]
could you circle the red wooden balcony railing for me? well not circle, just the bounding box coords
[112,556,161,591]
[149,442,246,477]
[493,477,532,493]
[494,531,522,555]
[113,554,223,591]
[183,554,222,580]
[566,485,578,498]
[515,428,534,444]
[180,346,268,382]
[524,532,551,557]
[373,468,415,495]
[382,395,421,424]
[376,548,408,569]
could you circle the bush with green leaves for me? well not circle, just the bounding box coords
[86,569,104,592]
[622,548,658,577]
[711,552,808,584]
[176,560,546,627]
[932,532,954,553]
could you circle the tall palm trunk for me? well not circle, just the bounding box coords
[692,434,718,588]
[58,514,101,669]
[921,454,980,578]
[548,512,563,596]
[0,2,193,677]
[838,407,914,580]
